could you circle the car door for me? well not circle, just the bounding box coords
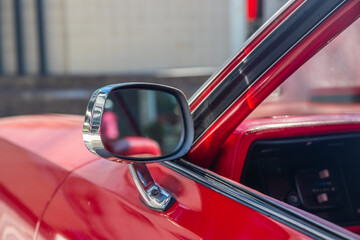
[36,158,313,239]
[36,0,360,239]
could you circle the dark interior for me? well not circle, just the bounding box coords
[240,133,360,227]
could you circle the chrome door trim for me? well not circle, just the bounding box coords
[162,160,358,240]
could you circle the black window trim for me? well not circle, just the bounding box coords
[191,0,348,143]
[163,159,356,239]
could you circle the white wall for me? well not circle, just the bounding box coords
[1,0,17,75]
[22,0,39,74]
[44,0,232,74]
[1,0,39,74]
[0,0,263,75]
[229,0,247,55]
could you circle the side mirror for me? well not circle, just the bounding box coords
[83,83,193,162]
[83,83,194,211]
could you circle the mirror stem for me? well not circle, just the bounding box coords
[128,164,175,211]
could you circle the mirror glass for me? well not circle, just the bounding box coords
[100,88,183,158]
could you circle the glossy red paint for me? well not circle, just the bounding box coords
[0,115,99,170]
[0,2,359,240]
[346,226,360,235]
[0,138,69,239]
[37,159,310,240]
[189,0,305,112]
[0,115,99,239]
[188,0,360,168]
[213,114,360,181]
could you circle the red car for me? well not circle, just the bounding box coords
[1,0,360,239]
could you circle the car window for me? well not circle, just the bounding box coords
[236,18,360,229]
[247,18,360,119]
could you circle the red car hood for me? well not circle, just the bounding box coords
[0,114,99,171]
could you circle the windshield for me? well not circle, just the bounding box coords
[247,18,360,120]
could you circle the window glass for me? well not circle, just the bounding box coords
[247,19,360,120]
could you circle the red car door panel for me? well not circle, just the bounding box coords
[37,160,310,239]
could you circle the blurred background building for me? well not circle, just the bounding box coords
[0,0,286,116]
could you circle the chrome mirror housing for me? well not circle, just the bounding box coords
[83,82,194,163]
[83,82,194,211]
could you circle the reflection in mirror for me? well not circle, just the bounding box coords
[100,88,183,159]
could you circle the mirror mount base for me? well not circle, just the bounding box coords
[128,164,175,212]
